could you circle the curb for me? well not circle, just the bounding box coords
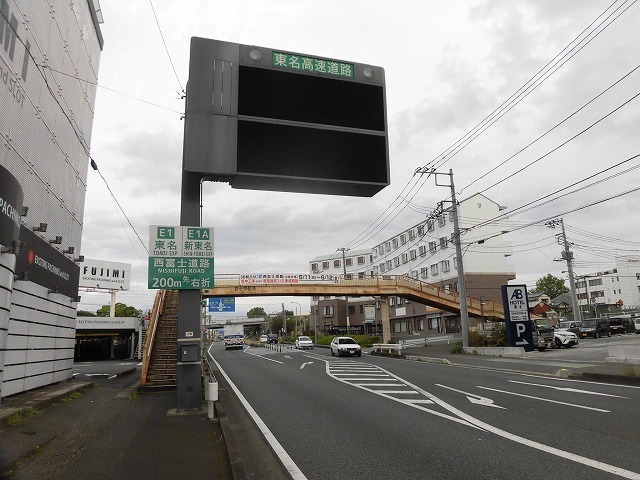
[215,400,249,480]
[568,372,640,385]
[0,381,94,421]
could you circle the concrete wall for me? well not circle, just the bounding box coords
[1,279,76,398]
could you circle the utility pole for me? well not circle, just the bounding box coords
[418,168,470,348]
[338,247,350,334]
[547,218,581,323]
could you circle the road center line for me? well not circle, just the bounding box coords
[476,386,610,412]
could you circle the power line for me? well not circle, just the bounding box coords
[149,0,184,93]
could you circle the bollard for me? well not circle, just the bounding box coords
[205,381,218,419]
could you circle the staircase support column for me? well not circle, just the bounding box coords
[177,170,203,412]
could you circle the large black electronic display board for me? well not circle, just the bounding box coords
[183,37,389,197]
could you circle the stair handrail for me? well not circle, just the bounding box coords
[141,289,166,385]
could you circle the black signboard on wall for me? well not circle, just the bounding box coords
[0,164,23,247]
[15,228,80,298]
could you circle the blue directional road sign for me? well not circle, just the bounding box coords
[208,297,235,312]
[501,285,534,352]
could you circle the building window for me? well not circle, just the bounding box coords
[400,234,407,245]
[379,246,385,255]
[322,261,329,269]
[385,241,391,252]
[410,249,417,260]
[439,236,448,248]
[392,238,399,249]
[418,319,424,331]
[375,301,381,309]
[394,257,400,267]
[453,257,458,269]
[390,297,396,307]
[431,264,439,275]
[419,245,427,256]
[397,297,404,305]
[411,270,419,279]
[392,321,410,333]
[421,267,428,278]
[348,305,355,314]
[334,259,341,268]
[386,260,392,270]
[311,263,318,271]
[323,306,334,316]
[429,241,437,253]
[380,263,386,273]
[589,278,603,287]
[409,229,415,240]
[441,259,450,272]
[417,225,424,236]
[427,219,435,231]
[401,253,408,264]
[444,284,451,293]
[358,272,365,279]
[357,256,365,265]
[438,216,446,227]
[346,258,353,266]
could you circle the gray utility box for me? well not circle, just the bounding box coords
[179,342,200,362]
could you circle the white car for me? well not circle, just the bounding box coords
[294,336,314,349]
[330,336,362,357]
[554,329,579,348]
[259,335,268,344]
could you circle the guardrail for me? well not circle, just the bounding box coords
[372,343,402,353]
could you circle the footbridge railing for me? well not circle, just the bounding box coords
[202,274,504,319]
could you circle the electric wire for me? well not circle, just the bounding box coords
[149,0,184,93]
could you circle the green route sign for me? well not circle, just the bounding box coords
[148,225,214,289]
[272,51,354,78]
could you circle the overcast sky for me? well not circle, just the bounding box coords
[79,0,640,316]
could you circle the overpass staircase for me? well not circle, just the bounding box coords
[141,290,178,388]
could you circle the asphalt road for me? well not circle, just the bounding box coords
[209,342,640,480]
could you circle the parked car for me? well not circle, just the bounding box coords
[557,320,581,335]
[608,317,636,335]
[330,336,362,357]
[635,317,640,334]
[259,335,268,344]
[579,318,610,338]
[294,336,314,349]
[267,333,279,344]
[554,329,579,348]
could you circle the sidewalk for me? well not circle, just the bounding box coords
[0,369,232,480]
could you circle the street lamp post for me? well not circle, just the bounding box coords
[291,301,302,338]
[338,247,350,334]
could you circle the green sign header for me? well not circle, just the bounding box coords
[272,51,354,78]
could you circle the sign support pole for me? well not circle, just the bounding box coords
[177,170,203,412]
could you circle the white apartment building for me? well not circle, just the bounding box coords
[308,193,516,337]
[309,248,374,278]
[576,256,640,317]
[372,192,515,298]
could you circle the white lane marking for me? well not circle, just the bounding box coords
[108,374,118,379]
[374,390,420,394]
[496,371,640,390]
[300,362,314,370]
[243,349,284,364]
[325,361,481,429]
[328,360,640,478]
[476,386,610,412]
[436,384,506,409]
[509,380,630,398]
[208,348,308,480]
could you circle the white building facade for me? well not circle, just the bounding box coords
[308,193,516,337]
[576,256,640,317]
[0,1,103,399]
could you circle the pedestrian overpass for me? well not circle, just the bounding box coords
[201,274,505,320]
